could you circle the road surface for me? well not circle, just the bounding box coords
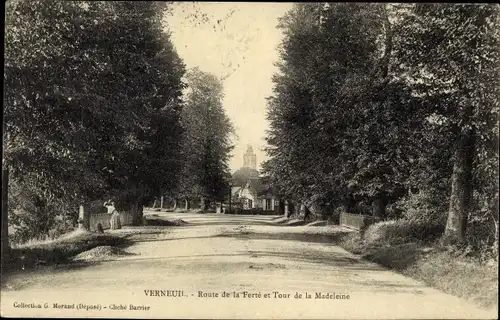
[1,212,496,319]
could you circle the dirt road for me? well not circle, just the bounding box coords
[1,212,496,319]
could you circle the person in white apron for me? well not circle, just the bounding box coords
[105,200,121,230]
[110,209,121,230]
[104,200,116,214]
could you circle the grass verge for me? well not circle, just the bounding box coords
[339,232,498,309]
[2,230,132,274]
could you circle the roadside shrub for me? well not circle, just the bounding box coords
[48,218,76,239]
[395,190,448,225]
[88,199,107,215]
[339,232,364,254]
[5,233,130,272]
[466,190,499,261]
[327,214,340,225]
[352,200,372,216]
[328,207,344,225]
[385,202,404,220]
[8,180,77,245]
[364,219,445,247]
[470,134,499,259]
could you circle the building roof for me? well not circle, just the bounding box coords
[245,177,264,194]
[243,177,279,198]
[231,167,259,187]
[231,186,242,197]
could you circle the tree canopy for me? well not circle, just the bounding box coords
[177,68,235,208]
[232,167,260,187]
[264,3,499,245]
[3,1,195,239]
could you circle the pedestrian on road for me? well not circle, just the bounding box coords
[104,199,116,214]
[109,202,122,230]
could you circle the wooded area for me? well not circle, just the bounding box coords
[263,3,499,253]
[3,1,234,249]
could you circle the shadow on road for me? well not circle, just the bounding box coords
[360,243,424,272]
[98,251,426,293]
[187,221,281,226]
[216,232,424,273]
[129,235,224,243]
[145,212,283,227]
[109,251,371,271]
[216,231,351,245]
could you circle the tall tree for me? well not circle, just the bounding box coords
[265,3,414,219]
[3,0,186,245]
[394,4,500,244]
[4,1,134,239]
[178,68,234,210]
[99,2,186,223]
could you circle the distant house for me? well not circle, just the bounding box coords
[233,177,281,213]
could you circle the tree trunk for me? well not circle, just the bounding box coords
[160,196,164,209]
[443,129,475,245]
[494,221,499,259]
[152,199,157,208]
[380,5,393,79]
[303,205,312,222]
[278,200,285,216]
[299,203,308,220]
[131,199,143,226]
[78,204,90,230]
[372,197,385,220]
[138,203,144,225]
[493,195,499,257]
[200,197,207,211]
[288,201,296,218]
[173,198,178,210]
[1,168,10,264]
[284,200,289,217]
[184,199,190,211]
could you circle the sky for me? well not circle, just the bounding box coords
[165,2,293,173]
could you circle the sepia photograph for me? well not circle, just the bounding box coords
[1,2,499,319]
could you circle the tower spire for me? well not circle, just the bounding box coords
[243,145,257,170]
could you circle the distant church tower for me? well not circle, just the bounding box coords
[243,145,257,170]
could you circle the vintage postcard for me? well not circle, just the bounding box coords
[2,2,498,319]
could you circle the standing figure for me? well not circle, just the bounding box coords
[110,210,122,230]
[107,201,121,230]
[104,199,116,214]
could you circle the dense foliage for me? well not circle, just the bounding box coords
[232,167,260,187]
[264,3,499,250]
[3,1,233,243]
[177,68,234,210]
